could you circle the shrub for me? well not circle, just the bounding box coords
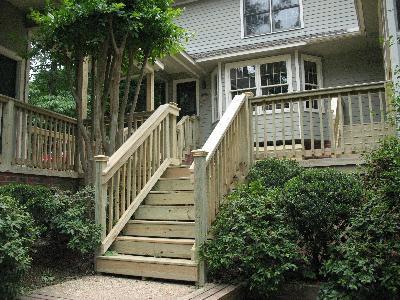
[247,158,303,189]
[321,137,400,299]
[0,196,40,299]
[0,184,101,255]
[278,168,363,276]
[201,182,303,297]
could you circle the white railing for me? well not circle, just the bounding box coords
[250,82,395,159]
[191,93,253,285]
[94,103,179,255]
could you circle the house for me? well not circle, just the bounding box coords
[0,0,399,287]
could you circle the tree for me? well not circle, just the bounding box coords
[31,0,185,183]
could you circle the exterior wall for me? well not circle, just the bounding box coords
[176,0,360,59]
[0,172,80,191]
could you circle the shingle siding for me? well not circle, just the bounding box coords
[176,0,360,58]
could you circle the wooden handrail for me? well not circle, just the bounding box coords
[95,103,180,255]
[192,93,253,285]
[250,82,386,104]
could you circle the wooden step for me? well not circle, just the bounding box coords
[162,166,192,178]
[96,254,198,282]
[134,205,195,221]
[154,178,194,191]
[111,236,194,259]
[146,191,194,205]
[124,220,195,238]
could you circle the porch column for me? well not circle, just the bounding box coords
[78,57,89,119]
[146,71,155,111]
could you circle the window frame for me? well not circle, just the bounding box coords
[240,0,304,39]
[301,54,324,112]
[211,68,220,123]
[225,54,293,109]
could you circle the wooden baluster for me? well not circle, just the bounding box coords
[126,157,132,207]
[309,97,314,157]
[290,100,295,157]
[255,104,259,158]
[165,116,170,158]
[338,94,344,155]
[108,176,114,233]
[272,103,277,156]
[368,91,376,147]
[348,93,354,154]
[328,96,336,156]
[358,92,365,152]
[121,164,126,214]
[32,113,38,167]
[318,96,325,156]
[298,100,305,158]
[138,144,143,191]
[62,122,67,170]
[27,111,33,166]
[132,152,137,200]
[2,100,16,168]
[115,169,121,220]
[281,100,286,158]
[379,90,385,132]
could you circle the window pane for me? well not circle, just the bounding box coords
[230,66,256,90]
[246,13,271,36]
[260,62,287,86]
[272,0,300,31]
[245,0,269,14]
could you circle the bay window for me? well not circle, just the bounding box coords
[243,0,302,37]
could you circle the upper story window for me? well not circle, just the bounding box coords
[243,0,302,37]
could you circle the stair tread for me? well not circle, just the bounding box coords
[149,191,193,194]
[116,236,195,244]
[158,177,191,180]
[129,220,195,225]
[97,254,197,266]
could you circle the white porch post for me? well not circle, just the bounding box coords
[146,71,155,111]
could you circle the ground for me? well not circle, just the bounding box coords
[23,275,197,300]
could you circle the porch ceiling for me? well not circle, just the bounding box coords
[161,51,206,78]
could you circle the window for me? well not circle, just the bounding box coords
[301,55,323,111]
[243,0,302,37]
[230,65,257,99]
[211,69,220,122]
[226,55,293,106]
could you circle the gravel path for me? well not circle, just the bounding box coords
[28,275,197,300]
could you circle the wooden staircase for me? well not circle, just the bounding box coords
[96,165,199,282]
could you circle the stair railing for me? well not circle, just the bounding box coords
[177,115,200,163]
[191,93,253,285]
[94,103,180,255]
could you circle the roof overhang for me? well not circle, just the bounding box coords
[162,51,206,78]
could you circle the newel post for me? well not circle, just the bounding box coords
[244,92,254,168]
[169,102,179,161]
[192,150,208,286]
[94,155,109,255]
[2,100,16,169]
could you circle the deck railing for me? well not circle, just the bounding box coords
[0,95,79,177]
[94,103,180,255]
[250,82,395,160]
[177,115,200,163]
[192,93,253,285]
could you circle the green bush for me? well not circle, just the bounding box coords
[201,182,303,297]
[320,137,400,299]
[0,196,40,299]
[247,158,303,189]
[0,184,101,254]
[278,169,363,277]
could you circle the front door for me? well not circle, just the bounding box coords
[175,80,197,117]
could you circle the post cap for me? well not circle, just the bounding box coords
[94,155,109,162]
[244,92,254,97]
[191,150,208,157]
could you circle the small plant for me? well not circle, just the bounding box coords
[247,158,303,189]
[278,168,363,277]
[0,196,40,299]
[201,182,303,297]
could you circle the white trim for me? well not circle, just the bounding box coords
[211,68,219,123]
[196,41,307,62]
[300,54,323,90]
[172,78,200,116]
[240,0,305,39]
[217,62,223,119]
[224,54,293,108]
[0,45,25,101]
[295,50,301,91]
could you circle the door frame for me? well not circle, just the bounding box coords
[172,78,200,116]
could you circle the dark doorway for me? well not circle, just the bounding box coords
[0,54,17,98]
[175,80,197,117]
